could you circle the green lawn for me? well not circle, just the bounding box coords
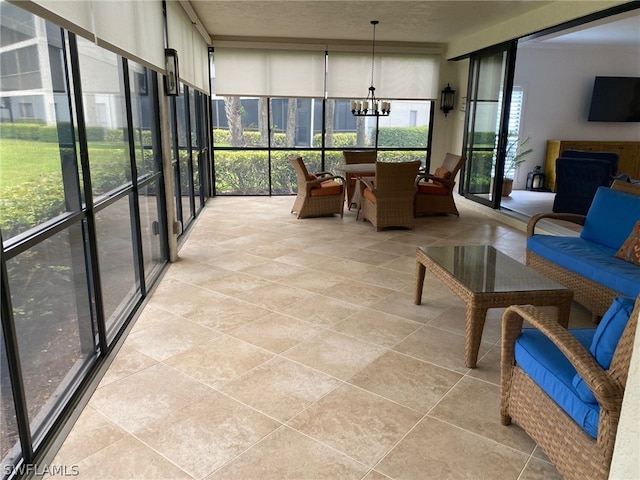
[0,139,62,190]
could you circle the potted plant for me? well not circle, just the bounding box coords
[502,136,533,196]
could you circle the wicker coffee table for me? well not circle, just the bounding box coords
[414,245,573,368]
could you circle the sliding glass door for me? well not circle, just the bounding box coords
[462,42,517,208]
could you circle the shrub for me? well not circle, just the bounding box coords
[378,126,428,147]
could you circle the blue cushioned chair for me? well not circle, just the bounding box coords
[500,295,639,480]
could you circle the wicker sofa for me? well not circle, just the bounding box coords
[526,180,640,318]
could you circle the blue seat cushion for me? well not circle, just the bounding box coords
[515,328,599,438]
[581,187,640,251]
[527,235,640,298]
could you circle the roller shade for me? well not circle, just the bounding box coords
[19,0,165,71]
[327,51,440,100]
[166,0,210,93]
[213,47,325,97]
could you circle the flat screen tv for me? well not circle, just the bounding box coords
[588,76,640,122]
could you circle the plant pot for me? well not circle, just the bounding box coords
[502,178,514,197]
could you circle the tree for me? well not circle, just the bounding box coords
[325,99,335,147]
[258,98,269,146]
[224,97,245,147]
[285,99,297,147]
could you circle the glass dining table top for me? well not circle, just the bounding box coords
[336,163,376,174]
[417,245,568,294]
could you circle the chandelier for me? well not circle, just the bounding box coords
[351,20,390,117]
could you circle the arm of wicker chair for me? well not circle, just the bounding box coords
[359,176,375,193]
[304,174,345,194]
[502,305,623,411]
[415,173,455,190]
[527,212,587,237]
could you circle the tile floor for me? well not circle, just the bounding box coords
[46,195,593,480]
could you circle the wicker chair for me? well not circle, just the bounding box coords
[290,156,345,219]
[527,180,640,318]
[342,150,377,210]
[360,161,421,231]
[500,295,640,480]
[414,153,466,216]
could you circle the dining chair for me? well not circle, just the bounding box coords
[290,156,345,219]
[414,153,466,216]
[342,150,377,210]
[359,160,421,231]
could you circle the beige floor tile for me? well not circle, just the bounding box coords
[49,406,126,467]
[428,376,537,453]
[468,343,502,384]
[129,304,170,334]
[332,309,421,348]
[278,268,348,292]
[428,304,503,346]
[146,278,229,317]
[207,251,270,271]
[358,265,415,291]
[321,278,395,307]
[519,457,562,480]
[207,426,369,480]
[98,344,157,387]
[228,312,324,353]
[238,282,313,310]
[348,351,462,413]
[371,291,448,324]
[196,270,271,296]
[376,416,529,480]
[277,294,362,327]
[163,256,227,284]
[89,363,213,434]
[163,335,274,388]
[220,357,342,421]
[62,434,191,479]
[288,383,423,467]
[124,313,219,361]
[136,390,279,479]
[363,470,394,480]
[284,330,385,380]
[181,294,272,333]
[393,324,490,374]
[239,259,306,280]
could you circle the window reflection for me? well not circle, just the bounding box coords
[128,63,158,180]
[0,13,77,240]
[94,195,138,342]
[7,224,95,445]
[76,36,131,199]
[138,180,166,283]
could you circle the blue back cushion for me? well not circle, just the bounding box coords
[580,187,640,250]
[589,296,636,369]
[571,296,635,405]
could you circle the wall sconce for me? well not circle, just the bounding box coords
[164,48,180,96]
[440,83,455,116]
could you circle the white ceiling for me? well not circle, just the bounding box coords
[187,1,640,48]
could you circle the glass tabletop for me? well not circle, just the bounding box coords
[418,245,567,293]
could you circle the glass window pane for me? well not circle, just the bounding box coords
[174,92,193,224]
[138,180,166,283]
[128,63,159,180]
[214,150,269,195]
[94,194,139,342]
[273,150,322,195]
[8,224,96,444]
[377,100,431,149]
[76,37,131,199]
[0,17,79,241]
[1,322,21,473]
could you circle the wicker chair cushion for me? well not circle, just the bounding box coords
[571,296,635,404]
[309,180,342,197]
[416,182,448,195]
[589,296,636,369]
[434,167,452,179]
[580,187,640,250]
[615,220,640,265]
[362,187,376,203]
[526,235,640,298]
[515,328,599,438]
